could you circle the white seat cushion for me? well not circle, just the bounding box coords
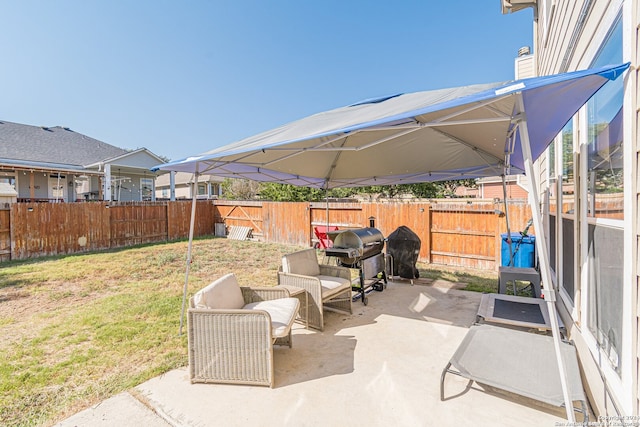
[318,275,352,299]
[282,249,321,277]
[244,298,300,338]
[193,273,245,310]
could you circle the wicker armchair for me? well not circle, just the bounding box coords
[188,273,299,387]
[278,248,352,331]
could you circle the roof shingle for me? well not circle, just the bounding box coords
[0,120,128,167]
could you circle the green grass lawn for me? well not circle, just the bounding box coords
[0,237,496,427]
[416,264,499,294]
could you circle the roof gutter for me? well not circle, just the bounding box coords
[0,161,103,176]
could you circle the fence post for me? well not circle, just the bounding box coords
[495,204,502,271]
[427,205,433,264]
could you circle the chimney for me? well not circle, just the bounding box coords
[515,46,536,79]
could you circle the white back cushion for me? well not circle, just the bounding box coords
[282,248,320,276]
[193,273,245,310]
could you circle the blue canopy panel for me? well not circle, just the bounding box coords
[154,63,630,189]
[512,64,627,170]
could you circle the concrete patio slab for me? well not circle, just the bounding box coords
[55,391,170,427]
[56,280,572,426]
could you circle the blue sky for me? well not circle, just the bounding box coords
[1,1,533,162]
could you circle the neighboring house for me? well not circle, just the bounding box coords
[0,120,166,202]
[155,172,223,200]
[503,0,638,417]
[0,182,17,207]
[477,175,529,200]
[453,184,479,198]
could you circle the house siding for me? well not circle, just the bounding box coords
[109,150,164,169]
[16,172,48,199]
[530,0,637,416]
[482,182,529,200]
[514,54,535,79]
[154,172,223,201]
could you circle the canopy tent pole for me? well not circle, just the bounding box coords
[516,94,575,422]
[325,187,329,231]
[179,170,199,336]
[501,174,514,265]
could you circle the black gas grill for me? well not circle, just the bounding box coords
[324,227,387,305]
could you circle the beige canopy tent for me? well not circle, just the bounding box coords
[155,62,630,421]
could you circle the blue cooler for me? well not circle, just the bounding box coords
[501,233,536,267]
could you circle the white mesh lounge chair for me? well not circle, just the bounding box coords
[440,324,589,421]
[278,248,352,331]
[188,273,299,387]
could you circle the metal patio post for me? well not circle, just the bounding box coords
[179,170,199,336]
[516,94,575,422]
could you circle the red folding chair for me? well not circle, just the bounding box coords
[313,226,339,249]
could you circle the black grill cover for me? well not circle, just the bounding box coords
[387,226,421,279]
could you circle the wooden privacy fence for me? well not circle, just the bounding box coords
[0,208,10,262]
[2,199,532,271]
[5,201,215,261]
[214,199,533,271]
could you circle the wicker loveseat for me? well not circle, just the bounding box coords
[278,248,353,331]
[188,273,300,387]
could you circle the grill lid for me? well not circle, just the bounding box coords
[330,227,385,264]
